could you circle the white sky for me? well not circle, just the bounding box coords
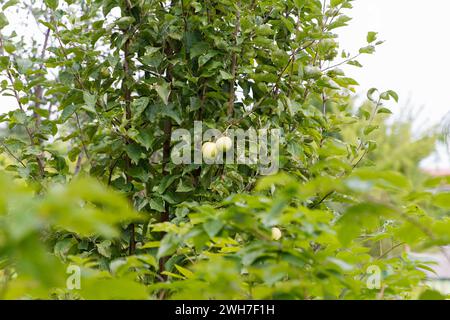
[1,0,449,168]
[339,0,450,124]
[338,0,450,169]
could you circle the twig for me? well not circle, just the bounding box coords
[227,1,241,117]
[0,34,45,178]
[0,140,27,169]
[321,53,361,72]
[377,242,405,260]
[73,152,83,176]
[121,1,136,256]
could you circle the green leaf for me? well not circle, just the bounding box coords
[203,219,224,238]
[387,90,399,102]
[81,278,148,300]
[0,12,8,30]
[82,92,97,113]
[331,0,345,7]
[44,0,58,10]
[96,240,112,258]
[11,109,27,125]
[337,203,396,245]
[347,60,363,68]
[219,70,234,80]
[161,104,182,125]
[359,45,375,54]
[155,174,180,194]
[293,0,305,9]
[124,144,143,164]
[174,264,194,279]
[367,88,378,101]
[364,125,379,136]
[115,16,135,29]
[157,234,180,259]
[0,56,9,68]
[352,169,411,190]
[131,97,149,120]
[150,197,165,213]
[155,82,170,105]
[54,238,76,260]
[419,290,446,300]
[432,193,450,209]
[377,107,392,114]
[2,0,19,11]
[366,32,378,43]
[134,130,154,150]
[176,179,194,193]
[60,104,78,123]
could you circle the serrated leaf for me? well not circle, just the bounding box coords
[203,219,224,238]
[0,13,8,30]
[3,0,19,11]
[367,88,378,101]
[124,144,143,164]
[82,92,97,113]
[157,234,179,259]
[176,179,194,193]
[155,82,170,105]
[132,97,149,120]
[347,60,363,68]
[419,290,446,300]
[366,32,378,43]
[432,193,450,209]
[175,264,194,279]
[96,240,112,258]
[359,45,375,54]
[377,107,392,114]
[150,197,165,213]
[219,70,234,80]
[60,104,78,123]
[387,90,399,102]
[44,0,58,10]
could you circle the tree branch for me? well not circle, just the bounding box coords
[227,1,240,117]
[0,34,45,178]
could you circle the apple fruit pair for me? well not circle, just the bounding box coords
[202,136,233,160]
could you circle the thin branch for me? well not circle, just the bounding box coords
[377,242,405,260]
[227,1,241,117]
[122,0,136,256]
[0,34,45,177]
[73,152,83,176]
[32,27,52,176]
[75,112,91,161]
[321,53,361,72]
[309,190,334,209]
[107,156,122,186]
[0,140,27,169]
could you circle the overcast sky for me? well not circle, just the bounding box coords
[338,0,450,169]
[339,0,450,124]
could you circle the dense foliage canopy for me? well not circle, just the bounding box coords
[0,0,449,299]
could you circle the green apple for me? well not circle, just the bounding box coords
[215,136,233,152]
[202,142,218,160]
[271,227,282,241]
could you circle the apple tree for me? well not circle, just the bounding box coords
[0,0,449,299]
